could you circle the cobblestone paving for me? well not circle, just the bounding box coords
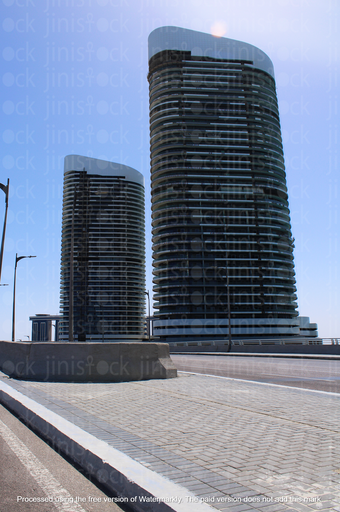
[1,372,340,511]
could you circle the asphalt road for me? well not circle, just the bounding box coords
[171,354,340,393]
[0,404,127,512]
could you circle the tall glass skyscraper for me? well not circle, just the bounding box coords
[59,155,145,341]
[148,27,300,341]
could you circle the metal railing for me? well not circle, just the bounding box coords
[322,338,340,345]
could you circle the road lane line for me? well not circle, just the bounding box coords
[178,371,340,396]
[0,418,87,512]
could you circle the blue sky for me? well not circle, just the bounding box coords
[0,0,339,340]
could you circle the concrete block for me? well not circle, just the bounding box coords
[0,341,177,382]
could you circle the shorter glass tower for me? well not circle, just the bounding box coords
[59,155,145,341]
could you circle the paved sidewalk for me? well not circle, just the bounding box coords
[1,371,339,511]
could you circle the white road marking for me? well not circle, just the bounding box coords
[0,418,87,512]
[179,371,340,396]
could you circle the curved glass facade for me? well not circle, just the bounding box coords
[148,28,299,339]
[59,155,145,341]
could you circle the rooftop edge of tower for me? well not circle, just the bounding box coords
[148,26,274,79]
[64,155,145,187]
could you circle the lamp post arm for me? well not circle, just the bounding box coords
[0,179,9,283]
[0,181,9,200]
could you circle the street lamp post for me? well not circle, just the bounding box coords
[144,290,151,341]
[223,210,232,353]
[0,178,9,283]
[12,253,36,342]
[69,198,75,343]
[68,184,80,343]
[225,262,232,352]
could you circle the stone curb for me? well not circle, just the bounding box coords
[0,379,215,512]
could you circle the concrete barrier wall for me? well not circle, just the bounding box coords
[0,341,177,382]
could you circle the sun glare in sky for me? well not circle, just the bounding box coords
[211,21,228,37]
